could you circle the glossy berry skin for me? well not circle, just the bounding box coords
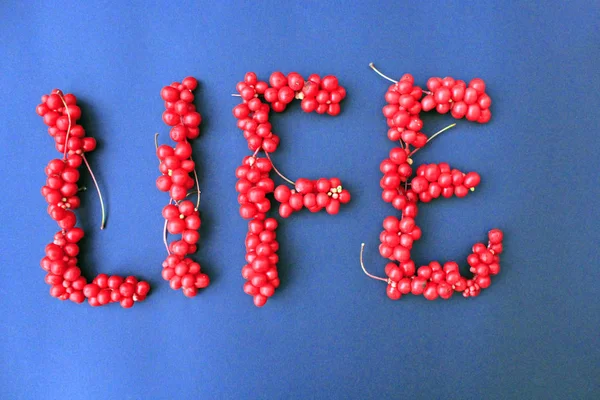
[235,156,274,220]
[234,71,348,306]
[381,223,504,301]
[156,79,203,201]
[421,76,492,123]
[274,177,350,217]
[382,74,427,148]
[157,77,209,298]
[408,163,481,203]
[372,72,502,302]
[37,89,149,308]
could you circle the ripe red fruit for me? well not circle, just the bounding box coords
[411,277,427,295]
[154,78,209,298]
[423,283,439,300]
[38,88,153,307]
[161,86,180,102]
[363,68,502,302]
[233,71,348,306]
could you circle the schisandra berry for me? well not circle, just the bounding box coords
[155,142,196,201]
[383,74,427,148]
[410,163,481,202]
[242,217,280,307]
[38,89,149,308]
[234,71,348,306]
[378,216,422,262]
[161,255,209,297]
[236,156,274,220]
[421,76,492,124]
[365,67,503,301]
[274,177,350,217]
[157,77,209,298]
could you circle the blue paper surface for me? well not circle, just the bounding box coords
[1,1,598,398]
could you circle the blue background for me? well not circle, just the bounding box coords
[1,1,598,399]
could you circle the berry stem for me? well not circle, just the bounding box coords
[369,63,398,84]
[55,92,72,160]
[399,138,407,150]
[154,133,159,151]
[191,159,201,210]
[409,123,457,157]
[82,154,106,230]
[369,63,433,95]
[163,207,170,255]
[359,243,388,282]
[264,151,295,186]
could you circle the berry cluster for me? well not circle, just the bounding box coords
[242,218,280,307]
[384,229,503,300]
[237,72,346,115]
[156,77,202,200]
[421,77,492,123]
[378,216,422,262]
[160,255,209,298]
[382,74,427,148]
[410,163,480,202]
[233,72,347,153]
[156,77,209,298]
[160,78,202,140]
[233,71,349,306]
[362,64,504,301]
[274,177,351,218]
[156,143,196,201]
[37,90,149,307]
[379,147,413,210]
[235,156,275,220]
[36,91,96,155]
[380,146,481,211]
[81,274,150,307]
[163,201,202,248]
